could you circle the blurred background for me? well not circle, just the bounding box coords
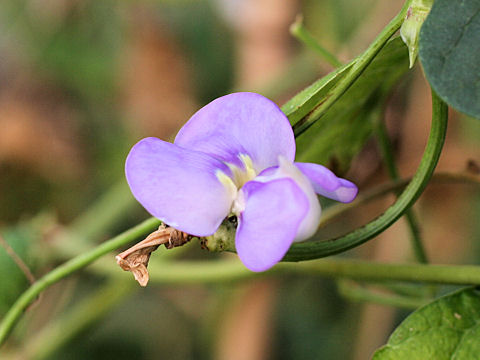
[1,0,479,359]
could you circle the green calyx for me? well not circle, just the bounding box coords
[204,218,237,252]
[400,0,434,68]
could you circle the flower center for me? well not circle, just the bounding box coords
[215,154,257,214]
[226,154,257,189]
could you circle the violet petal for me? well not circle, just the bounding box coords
[295,162,358,203]
[125,137,235,236]
[255,157,321,242]
[174,92,295,172]
[235,178,309,272]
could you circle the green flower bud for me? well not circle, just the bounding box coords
[400,0,434,68]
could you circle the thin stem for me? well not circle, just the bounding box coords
[293,0,413,137]
[290,15,343,67]
[284,89,448,261]
[375,111,428,263]
[91,258,480,287]
[0,217,161,347]
[293,260,480,285]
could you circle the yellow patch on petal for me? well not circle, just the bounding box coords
[226,154,257,189]
[216,170,238,201]
[216,154,258,214]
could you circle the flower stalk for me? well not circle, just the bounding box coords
[374,110,428,263]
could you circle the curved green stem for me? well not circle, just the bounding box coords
[284,89,448,261]
[0,217,161,347]
[375,109,428,263]
[293,0,413,136]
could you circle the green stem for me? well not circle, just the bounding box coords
[284,89,448,261]
[290,15,343,67]
[294,260,480,285]
[91,258,480,287]
[375,110,428,263]
[293,0,413,137]
[0,217,161,347]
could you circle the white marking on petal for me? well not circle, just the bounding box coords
[276,157,321,241]
[232,189,246,215]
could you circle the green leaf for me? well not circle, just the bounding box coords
[373,287,480,359]
[292,37,408,173]
[419,0,480,120]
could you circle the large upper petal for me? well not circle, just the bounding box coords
[295,162,358,203]
[125,137,235,236]
[174,92,295,172]
[235,178,309,272]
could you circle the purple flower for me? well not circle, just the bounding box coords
[126,93,358,272]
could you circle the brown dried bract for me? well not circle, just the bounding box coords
[165,229,192,249]
[116,225,192,286]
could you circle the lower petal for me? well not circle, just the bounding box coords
[255,157,322,241]
[125,137,235,236]
[235,178,309,272]
[295,162,358,203]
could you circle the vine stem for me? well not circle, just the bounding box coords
[284,89,448,261]
[0,217,161,347]
[375,110,428,263]
[91,259,480,287]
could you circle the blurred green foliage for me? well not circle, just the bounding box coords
[1,0,476,359]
